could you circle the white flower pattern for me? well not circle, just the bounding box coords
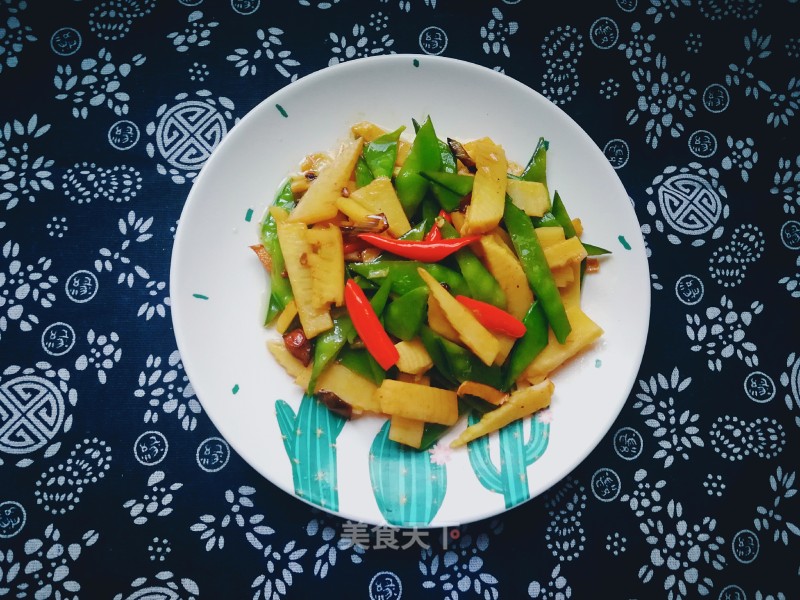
[419,525,501,600]
[686,295,762,371]
[227,28,301,81]
[122,470,183,525]
[191,486,306,599]
[74,329,122,384]
[638,500,726,600]
[0,240,57,339]
[305,517,365,578]
[54,48,146,119]
[626,53,697,148]
[0,115,54,211]
[328,17,395,66]
[0,0,36,74]
[632,368,703,467]
[135,350,202,431]
[167,10,218,53]
[480,8,518,58]
[0,524,99,598]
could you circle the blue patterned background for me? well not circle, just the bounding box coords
[2,1,799,598]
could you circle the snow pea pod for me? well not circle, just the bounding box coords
[369,276,393,316]
[418,400,470,451]
[307,314,355,393]
[399,197,439,240]
[439,221,506,308]
[503,300,548,389]
[348,261,469,297]
[521,137,549,188]
[395,116,443,217]
[354,156,374,188]
[260,180,295,323]
[384,286,429,341]
[551,191,577,238]
[419,171,475,197]
[583,242,612,256]
[364,126,405,179]
[532,212,561,229]
[419,171,473,211]
[503,198,571,344]
[337,348,385,386]
[428,139,463,211]
[419,326,503,388]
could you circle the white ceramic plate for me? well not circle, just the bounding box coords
[171,55,650,528]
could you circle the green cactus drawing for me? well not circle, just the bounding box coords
[369,421,447,526]
[467,413,550,508]
[275,394,347,511]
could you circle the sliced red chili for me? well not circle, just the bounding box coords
[455,295,527,338]
[357,233,479,262]
[344,279,399,370]
[424,224,442,242]
[437,209,453,224]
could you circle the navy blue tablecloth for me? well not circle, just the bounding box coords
[2,1,799,599]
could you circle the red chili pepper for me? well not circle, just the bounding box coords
[424,224,442,242]
[344,279,399,370]
[357,233,479,262]
[437,209,453,224]
[455,295,527,338]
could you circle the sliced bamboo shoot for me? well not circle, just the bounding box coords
[288,137,364,224]
[417,268,499,366]
[450,379,553,447]
[462,138,507,235]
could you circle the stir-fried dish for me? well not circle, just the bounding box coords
[253,117,610,450]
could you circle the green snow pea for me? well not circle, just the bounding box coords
[419,171,474,211]
[348,261,469,297]
[419,400,470,451]
[307,314,356,393]
[338,348,385,386]
[384,287,429,341]
[419,326,503,388]
[355,156,374,188]
[503,300,548,389]
[532,212,561,228]
[260,180,296,323]
[503,198,571,344]
[364,126,405,179]
[583,243,612,256]
[399,197,439,241]
[428,140,463,211]
[395,116,443,217]
[551,191,577,239]
[521,137,549,188]
[369,276,393,316]
[419,325,456,384]
[420,171,474,196]
[439,221,506,308]
[439,334,504,388]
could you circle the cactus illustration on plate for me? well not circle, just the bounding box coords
[369,421,447,526]
[275,394,347,511]
[467,413,550,508]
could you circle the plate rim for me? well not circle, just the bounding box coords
[170,53,652,527]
